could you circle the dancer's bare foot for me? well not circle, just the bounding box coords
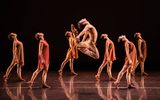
[114,82,119,89]
[27,81,33,84]
[42,84,51,88]
[109,77,116,81]
[95,75,100,81]
[127,84,136,89]
[3,75,8,82]
[27,81,33,88]
[58,70,62,76]
[71,72,78,76]
[19,78,25,81]
[141,72,148,76]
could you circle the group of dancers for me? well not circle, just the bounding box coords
[2,18,148,89]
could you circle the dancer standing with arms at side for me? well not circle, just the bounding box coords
[3,33,25,82]
[132,32,148,76]
[114,35,137,88]
[95,34,116,81]
[59,28,78,76]
[28,32,50,88]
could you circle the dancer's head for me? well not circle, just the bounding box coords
[71,24,78,36]
[35,32,44,40]
[134,32,142,39]
[65,31,73,38]
[101,34,108,39]
[8,33,17,40]
[78,18,89,29]
[118,35,127,42]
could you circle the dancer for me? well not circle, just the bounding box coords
[3,33,25,82]
[59,30,78,76]
[28,32,50,88]
[95,34,116,81]
[76,18,99,59]
[133,32,148,76]
[114,35,137,88]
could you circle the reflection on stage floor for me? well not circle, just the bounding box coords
[0,71,160,100]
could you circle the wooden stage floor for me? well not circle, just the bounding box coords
[0,71,160,100]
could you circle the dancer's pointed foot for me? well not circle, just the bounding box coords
[71,72,78,76]
[28,82,33,89]
[3,75,8,82]
[109,77,116,81]
[27,81,33,84]
[141,72,148,76]
[19,78,25,81]
[58,70,63,76]
[114,82,119,89]
[95,75,100,81]
[42,84,51,88]
[127,84,136,89]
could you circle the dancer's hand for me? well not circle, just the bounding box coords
[20,61,24,66]
[107,58,110,63]
[76,37,80,42]
[140,54,143,59]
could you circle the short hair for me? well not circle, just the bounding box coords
[118,35,126,42]
[35,32,44,40]
[101,34,108,39]
[8,33,16,40]
[134,32,141,37]
[65,31,72,37]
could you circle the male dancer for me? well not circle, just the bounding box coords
[76,18,99,59]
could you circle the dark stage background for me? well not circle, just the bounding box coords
[0,0,159,71]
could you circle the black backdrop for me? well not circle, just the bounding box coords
[0,0,159,71]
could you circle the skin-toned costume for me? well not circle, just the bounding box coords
[95,34,116,81]
[59,30,78,76]
[114,35,138,88]
[132,32,148,76]
[76,18,99,59]
[3,33,25,82]
[28,32,50,88]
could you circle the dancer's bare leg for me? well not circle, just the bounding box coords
[28,67,42,87]
[95,61,107,80]
[126,66,135,88]
[42,65,50,88]
[59,58,70,76]
[131,61,139,76]
[3,61,16,82]
[78,42,99,59]
[114,63,128,88]
[69,59,78,75]
[107,61,116,81]
[17,64,25,81]
[140,61,148,76]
